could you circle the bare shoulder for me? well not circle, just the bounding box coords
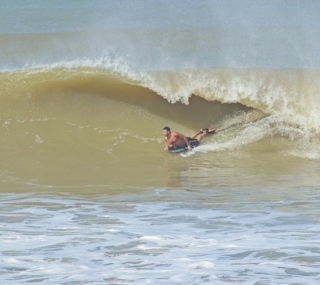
[172,131,185,138]
[171,131,181,137]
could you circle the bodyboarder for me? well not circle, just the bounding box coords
[162,126,216,151]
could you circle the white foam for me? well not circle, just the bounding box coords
[35,135,44,143]
[180,113,320,158]
[140,236,163,241]
[0,192,319,284]
[188,261,216,269]
[1,258,19,263]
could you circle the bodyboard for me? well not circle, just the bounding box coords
[168,139,199,153]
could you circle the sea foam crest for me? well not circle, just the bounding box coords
[5,54,320,132]
[182,113,319,158]
[142,68,320,133]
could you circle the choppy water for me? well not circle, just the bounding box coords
[1,1,320,284]
[1,187,320,284]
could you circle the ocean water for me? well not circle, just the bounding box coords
[1,1,320,284]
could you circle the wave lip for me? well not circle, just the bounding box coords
[3,63,320,131]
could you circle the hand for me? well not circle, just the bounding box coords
[187,145,192,151]
[164,146,168,151]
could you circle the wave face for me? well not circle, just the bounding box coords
[1,1,320,189]
[2,64,320,131]
[1,65,320,188]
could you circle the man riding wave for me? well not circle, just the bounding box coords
[163,126,216,151]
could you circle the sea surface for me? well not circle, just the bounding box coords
[1,1,320,284]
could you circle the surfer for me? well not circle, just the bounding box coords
[163,126,216,151]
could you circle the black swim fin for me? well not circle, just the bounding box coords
[200,128,216,134]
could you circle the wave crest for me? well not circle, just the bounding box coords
[1,61,320,133]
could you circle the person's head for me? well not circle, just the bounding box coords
[162,126,171,136]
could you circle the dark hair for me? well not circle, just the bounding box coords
[163,126,171,132]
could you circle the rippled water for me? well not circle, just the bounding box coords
[1,186,319,284]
